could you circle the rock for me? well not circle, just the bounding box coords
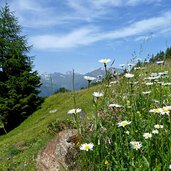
[37,129,79,171]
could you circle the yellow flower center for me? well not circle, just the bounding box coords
[155,125,160,128]
[85,145,90,150]
[134,145,139,149]
[154,109,159,113]
[162,109,168,113]
[105,160,109,165]
[121,121,128,126]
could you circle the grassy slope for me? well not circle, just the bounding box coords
[0,85,102,170]
[0,61,171,170]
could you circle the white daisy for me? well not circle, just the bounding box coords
[108,103,122,108]
[154,124,164,129]
[98,59,111,64]
[67,108,82,115]
[84,76,96,81]
[124,73,134,78]
[117,120,131,127]
[130,141,142,150]
[143,132,152,139]
[80,143,94,151]
[92,92,104,98]
[152,130,159,134]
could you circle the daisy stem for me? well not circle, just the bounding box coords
[72,69,77,108]
[170,115,171,160]
[94,100,98,130]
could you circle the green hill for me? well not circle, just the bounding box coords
[1,61,171,170]
[0,85,102,170]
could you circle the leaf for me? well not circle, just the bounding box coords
[0,121,4,128]
[152,163,162,171]
[142,156,150,170]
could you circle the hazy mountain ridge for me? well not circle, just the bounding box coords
[39,67,122,96]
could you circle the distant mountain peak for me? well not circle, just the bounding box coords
[39,67,122,96]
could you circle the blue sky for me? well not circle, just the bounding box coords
[1,0,171,74]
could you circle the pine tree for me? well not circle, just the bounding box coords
[0,4,42,132]
[166,47,171,59]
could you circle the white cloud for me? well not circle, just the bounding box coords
[126,0,161,6]
[30,27,98,49]
[66,0,107,22]
[10,0,70,27]
[10,0,43,12]
[102,11,171,39]
[134,34,153,41]
[92,0,162,7]
[30,11,171,49]
[8,0,163,28]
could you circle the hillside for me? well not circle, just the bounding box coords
[0,60,171,170]
[0,85,102,170]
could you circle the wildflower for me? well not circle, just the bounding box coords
[80,143,94,151]
[124,73,134,78]
[145,76,160,80]
[117,120,131,127]
[156,60,164,64]
[169,164,171,169]
[152,99,160,104]
[157,81,164,85]
[105,160,109,165]
[110,81,118,84]
[49,109,57,114]
[143,132,152,139]
[163,71,169,75]
[84,76,96,81]
[125,131,130,135]
[164,106,171,110]
[162,75,169,79]
[130,141,142,150]
[67,108,82,115]
[159,107,170,115]
[135,67,141,70]
[92,92,104,98]
[152,129,159,134]
[142,91,151,95]
[154,124,163,129]
[149,108,161,114]
[128,82,138,85]
[98,59,111,64]
[162,82,171,86]
[145,82,153,86]
[151,73,158,77]
[158,71,168,76]
[108,103,122,108]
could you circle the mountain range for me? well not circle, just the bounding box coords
[39,67,122,96]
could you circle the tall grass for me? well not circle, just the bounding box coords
[70,61,171,170]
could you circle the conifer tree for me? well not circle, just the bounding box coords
[166,47,171,59]
[0,4,42,132]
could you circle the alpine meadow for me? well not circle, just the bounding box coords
[0,1,171,171]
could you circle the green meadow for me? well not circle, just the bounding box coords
[0,60,171,170]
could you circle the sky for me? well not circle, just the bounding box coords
[0,0,171,74]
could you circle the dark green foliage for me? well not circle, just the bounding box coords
[0,4,42,132]
[48,119,75,134]
[149,47,171,63]
[149,51,165,62]
[165,47,171,59]
[54,87,69,94]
